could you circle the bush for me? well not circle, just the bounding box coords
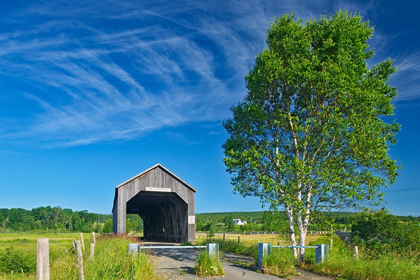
[195,250,224,277]
[0,247,36,274]
[351,211,420,254]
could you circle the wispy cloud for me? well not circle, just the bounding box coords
[0,0,417,148]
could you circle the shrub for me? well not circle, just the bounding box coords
[0,247,36,274]
[351,211,420,255]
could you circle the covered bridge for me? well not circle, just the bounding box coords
[112,163,196,243]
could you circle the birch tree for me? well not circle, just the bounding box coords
[222,11,399,259]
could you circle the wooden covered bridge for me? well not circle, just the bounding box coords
[112,163,196,243]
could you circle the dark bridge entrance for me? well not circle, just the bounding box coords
[112,164,196,243]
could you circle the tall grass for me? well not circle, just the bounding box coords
[262,248,297,277]
[195,250,224,277]
[305,234,420,280]
[50,235,159,280]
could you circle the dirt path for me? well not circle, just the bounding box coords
[146,244,334,280]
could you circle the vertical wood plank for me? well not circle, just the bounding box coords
[90,243,95,260]
[80,233,85,250]
[75,240,84,280]
[37,238,49,280]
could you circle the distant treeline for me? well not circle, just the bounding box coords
[196,211,420,234]
[1,207,418,234]
[0,207,142,233]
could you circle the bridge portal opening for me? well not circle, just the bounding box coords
[112,164,196,243]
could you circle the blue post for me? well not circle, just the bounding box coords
[315,244,328,263]
[258,243,271,268]
[206,243,219,261]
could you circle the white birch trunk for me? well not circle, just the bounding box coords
[297,211,307,261]
[286,206,297,258]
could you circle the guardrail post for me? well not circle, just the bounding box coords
[354,246,359,259]
[315,244,328,264]
[128,243,140,255]
[206,243,219,261]
[258,243,271,268]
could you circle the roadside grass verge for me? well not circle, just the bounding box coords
[0,234,159,280]
[304,234,420,280]
[51,235,159,279]
[262,248,297,277]
[195,250,225,277]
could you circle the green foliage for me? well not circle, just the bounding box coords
[50,236,159,279]
[103,219,113,233]
[223,10,399,253]
[262,248,297,277]
[0,207,143,233]
[351,211,420,254]
[195,250,224,277]
[0,247,36,274]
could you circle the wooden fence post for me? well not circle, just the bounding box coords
[237,236,240,245]
[37,238,49,280]
[75,240,84,280]
[92,232,96,244]
[90,243,95,260]
[354,246,359,259]
[223,233,225,242]
[330,239,333,251]
[80,233,85,250]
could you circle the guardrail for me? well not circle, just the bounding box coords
[128,243,220,259]
[258,243,328,268]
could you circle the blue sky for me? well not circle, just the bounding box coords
[0,0,419,216]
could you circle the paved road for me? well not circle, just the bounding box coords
[146,245,333,280]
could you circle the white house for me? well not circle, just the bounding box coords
[233,219,247,226]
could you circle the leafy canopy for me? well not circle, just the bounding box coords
[223,11,399,214]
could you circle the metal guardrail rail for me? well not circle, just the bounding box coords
[271,245,318,248]
[139,245,206,249]
[258,243,328,268]
[128,243,219,259]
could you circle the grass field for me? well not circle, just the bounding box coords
[3,232,417,280]
[196,232,324,246]
[0,232,82,252]
[0,233,158,280]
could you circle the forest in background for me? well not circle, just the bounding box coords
[0,207,142,233]
[0,206,418,234]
